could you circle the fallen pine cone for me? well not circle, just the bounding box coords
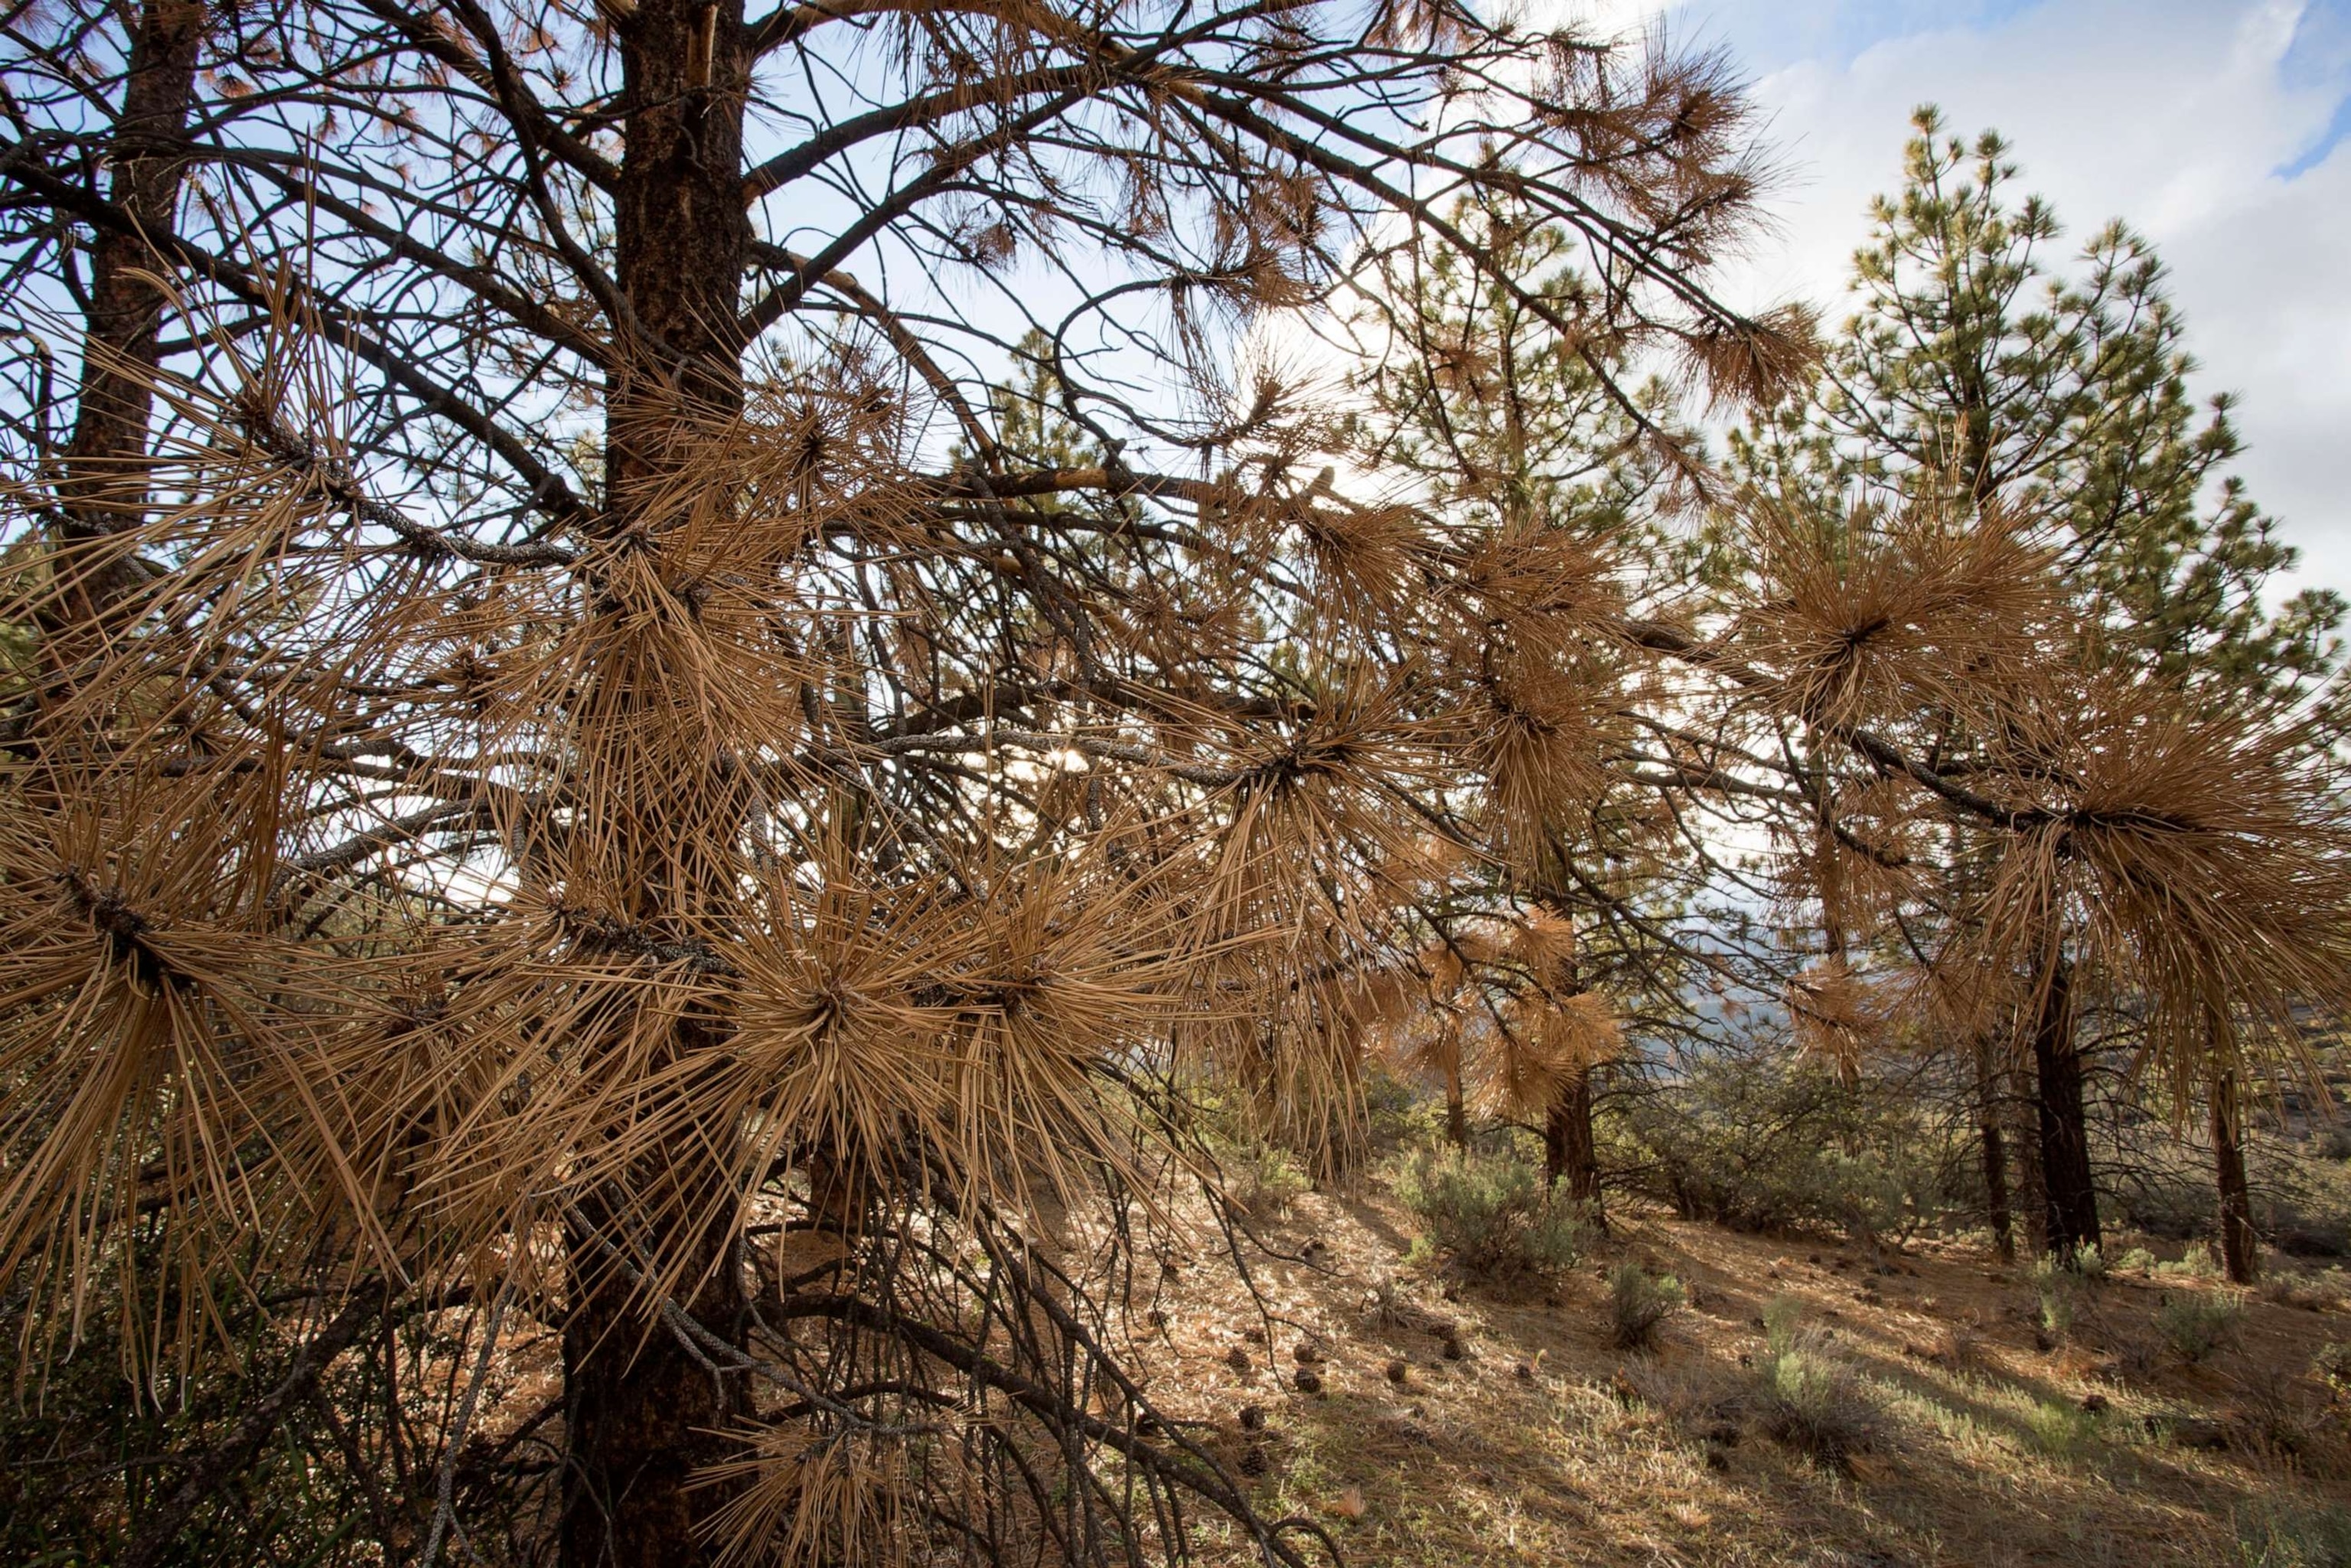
[1227,1346,1252,1375]
[1293,1367,1324,1394]
[1384,1359,1409,1385]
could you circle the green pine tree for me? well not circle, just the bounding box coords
[1736,105,2342,709]
[1733,106,2346,1274]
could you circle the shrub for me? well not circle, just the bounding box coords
[2157,1290,2245,1364]
[1391,1144,1592,1283]
[2235,1502,2351,1567]
[1606,1263,1685,1351]
[2025,1397,2100,1461]
[1753,1294,1878,1470]
[1619,1051,1961,1243]
[2225,1364,2329,1463]
[2314,1341,2351,1401]
[2031,1254,2093,1344]
[2154,1250,2221,1282]
[1221,1138,1312,1220]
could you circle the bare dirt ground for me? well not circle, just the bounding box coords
[1128,1184,2351,1567]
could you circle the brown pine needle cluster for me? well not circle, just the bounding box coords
[3,3,2347,1564]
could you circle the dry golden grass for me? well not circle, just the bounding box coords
[1110,1176,2351,1567]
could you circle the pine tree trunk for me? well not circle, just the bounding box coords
[47,0,204,666]
[2029,952,2101,1261]
[562,5,755,1563]
[562,1188,748,1568]
[1543,1066,1606,1231]
[2211,1064,2258,1286]
[1444,1064,1468,1149]
[2012,1090,2048,1257]
[1972,1037,2014,1262]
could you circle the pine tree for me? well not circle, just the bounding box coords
[1735,106,2346,1271]
[1350,191,1710,1224]
[0,5,1802,1560]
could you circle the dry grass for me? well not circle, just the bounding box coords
[1116,1175,2351,1567]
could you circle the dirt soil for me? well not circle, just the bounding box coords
[1127,1185,2351,1567]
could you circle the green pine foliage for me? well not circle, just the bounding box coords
[1734,105,2343,710]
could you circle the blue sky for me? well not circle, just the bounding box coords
[1570,0,2351,596]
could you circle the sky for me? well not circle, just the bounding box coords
[1565,0,2351,597]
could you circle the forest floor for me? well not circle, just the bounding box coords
[1130,1180,2351,1568]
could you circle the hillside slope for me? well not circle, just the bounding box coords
[1131,1185,2351,1567]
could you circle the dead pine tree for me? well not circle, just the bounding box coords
[0,3,1808,1563]
[1687,494,2351,1277]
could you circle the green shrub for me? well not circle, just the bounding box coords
[1391,1143,1592,1283]
[2116,1246,2159,1274]
[1752,1295,1877,1469]
[2030,1254,2092,1343]
[1620,1051,1961,1244]
[1606,1263,1684,1350]
[2313,1341,2351,1400]
[1221,1137,1312,1219]
[2157,1289,2245,1364]
[2025,1397,2100,1462]
[2154,1250,2220,1282]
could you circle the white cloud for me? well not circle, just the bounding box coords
[1668,0,2351,594]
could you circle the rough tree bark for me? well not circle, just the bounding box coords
[2210,1063,2258,1286]
[560,2,755,1563]
[46,0,203,666]
[2028,951,2101,1261]
[2012,1090,2048,1257]
[1972,1035,2014,1263]
[1543,1067,1604,1231]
